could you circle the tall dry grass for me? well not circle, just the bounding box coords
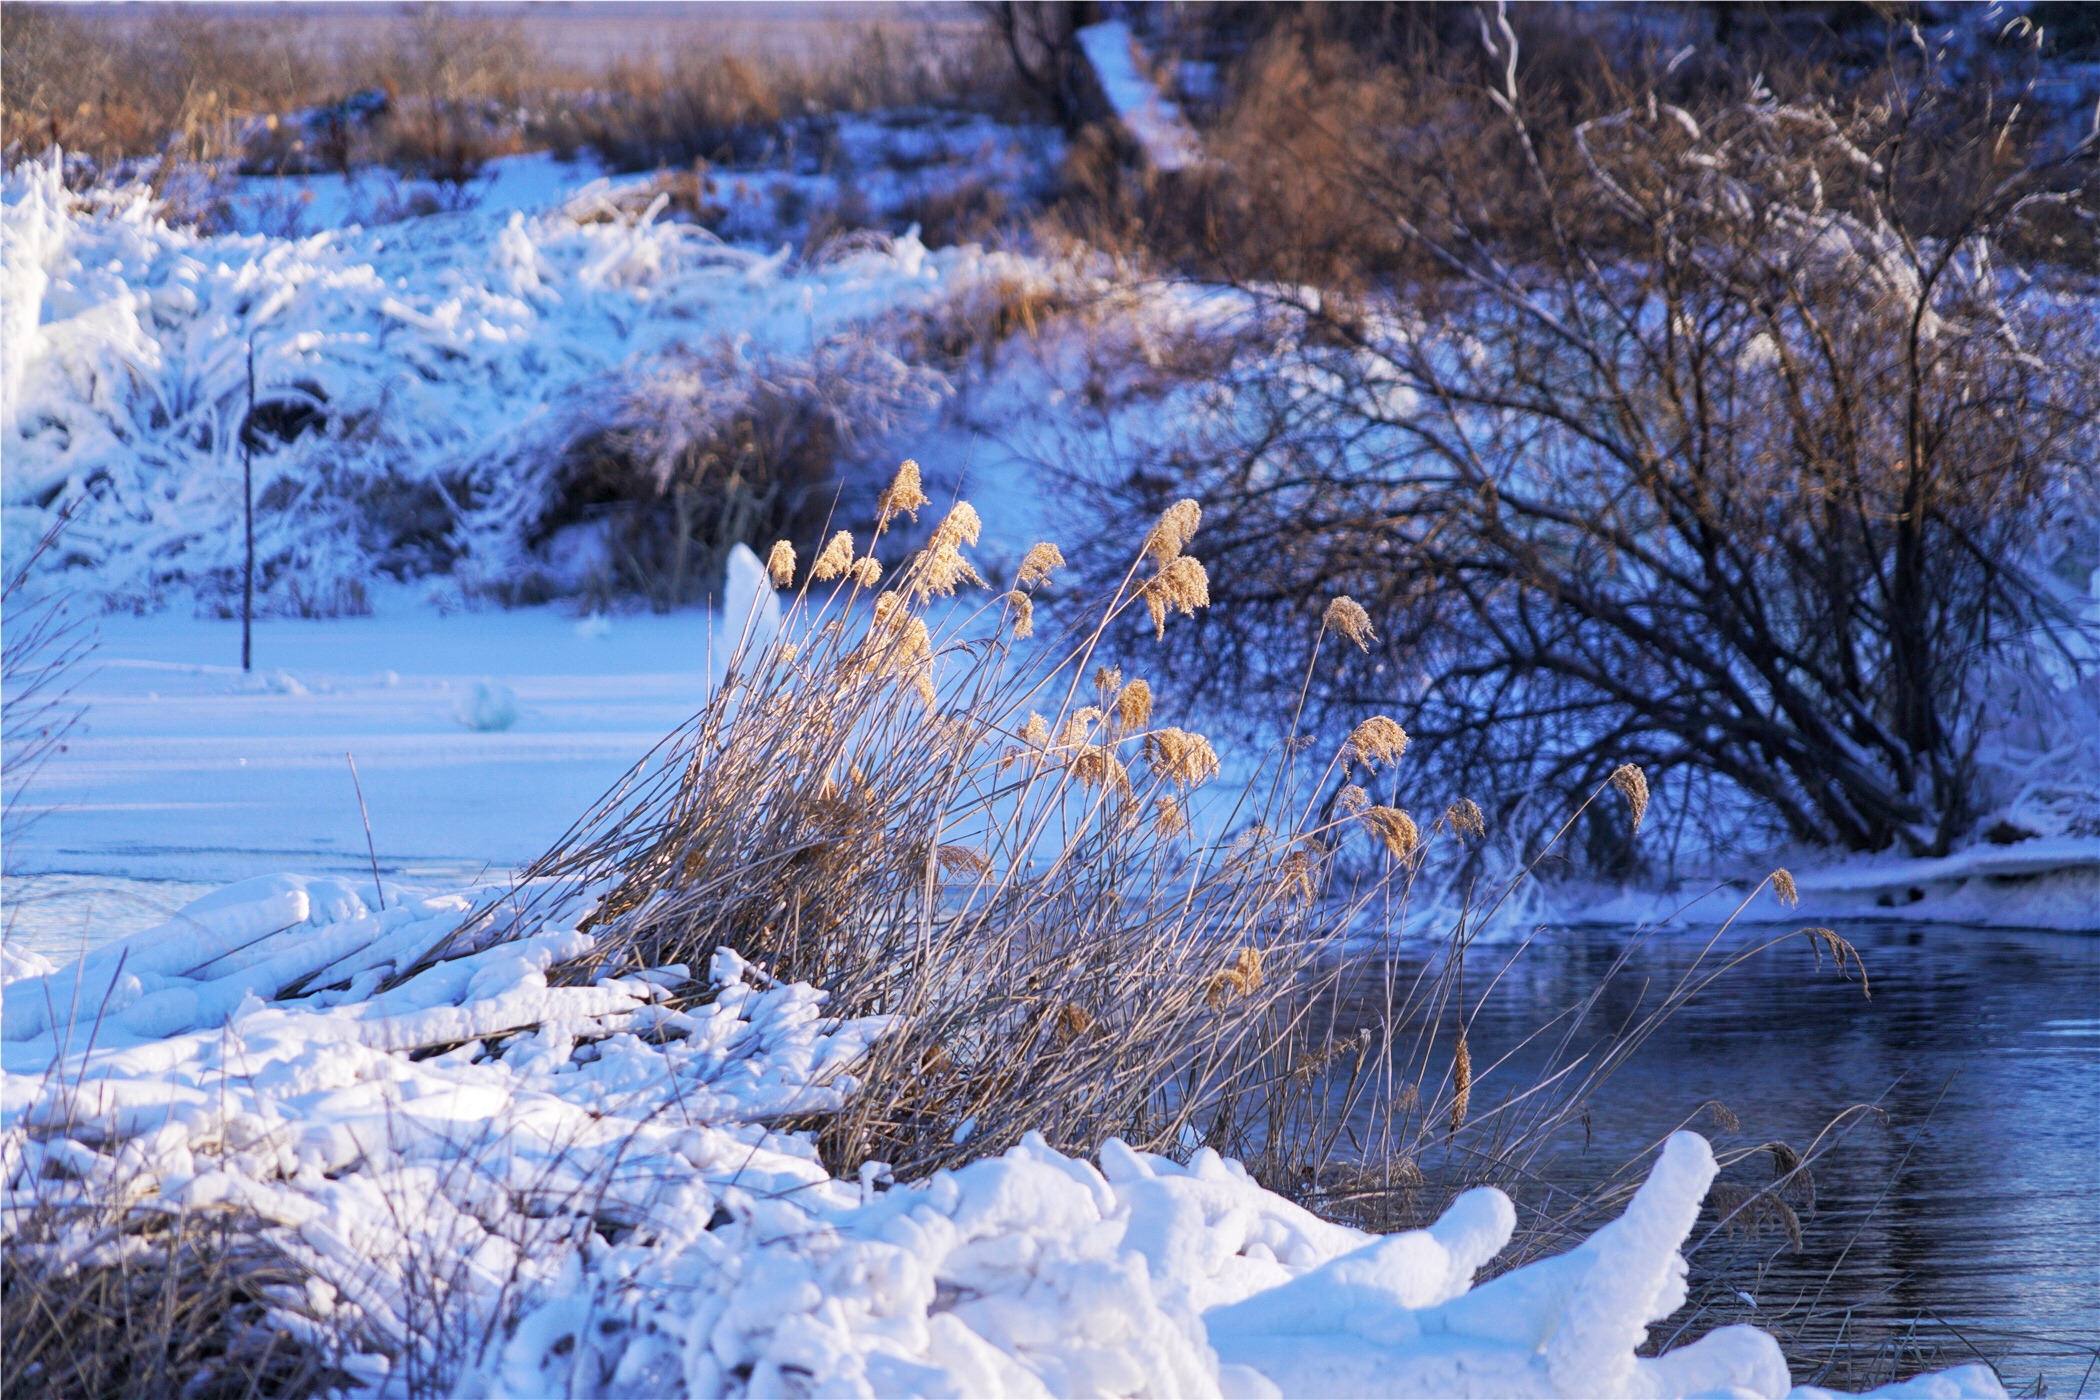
[407,467,1874,1217]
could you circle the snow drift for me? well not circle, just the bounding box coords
[1,874,2005,1398]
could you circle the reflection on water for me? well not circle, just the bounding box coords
[1332,924,2099,1395]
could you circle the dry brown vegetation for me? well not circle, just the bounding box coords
[2,1195,353,1400]
[2,3,1034,194]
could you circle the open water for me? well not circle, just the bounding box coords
[1327,923,2100,1395]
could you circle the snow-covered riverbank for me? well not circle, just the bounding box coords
[0,872,2010,1399]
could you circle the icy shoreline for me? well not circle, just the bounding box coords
[1556,837,2100,935]
[1,873,2009,1398]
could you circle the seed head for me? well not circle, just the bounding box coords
[936,844,990,877]
[1610,763,1650,831]
[928,500,982,552]
[878,459,930,525]
[1058,707,1105,749]
[1450,1030,1472,1134]
[851,556,883,588]
[811,530,855,582]
[1447,798,1486,839]
[1145,555,1210,639]
[1360,805,1419,859]
[1093,665,1122,697]
[1153,795,1187,837]
[1336,784,1371,817]
[1144,728,1220,788]
[1053,1003,1095,1047]
[766,540,796,588]
[1068,744,1131,797]
[1772,868,1798,908]
[1280,846,1318,904]
[1323,595,1376,651]
[1205,946,1264,1010]
[908,502,988,603]
[1006,590,1034,639]
[1116,678,1153,729]
[1017,542,1065,588]
[1345,716,1410,771]
[1143,499,1203,565]
[1019,712,1050,749]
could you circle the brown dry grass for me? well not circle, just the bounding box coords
[1,1196,351,1400]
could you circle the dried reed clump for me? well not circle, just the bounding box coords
[1323,595,1376,651]
[1771,868,1799,908]
[1116,678,1153,729]
[1449,1030,1473,1134]
[1609,763,1650,831]
[851,556,883,588]
[767,539,797,587]
[1005,590,1035,638]
[1016,542,1065,588]
[1345,716,1410,771]
[1703,1100,1741,1134]
[1206,946,1266,1009]
[1144,727,1221,788]
[1359,804,1419,859]
[1800,927,1870,997]
[811,530,856,582]
[876,458,930,526]
[412,466,1883,1279]
[1447,798,1486,839]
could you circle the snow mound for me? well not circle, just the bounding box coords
[3,873,2003,1397]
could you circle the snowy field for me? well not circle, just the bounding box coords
[2,595,724,960]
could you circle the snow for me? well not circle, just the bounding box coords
[1077,22,1206,173]
[0,597,733,920]
[0,871,2006,1398]
[1,149,1054,612]
[1558,838,2100,934]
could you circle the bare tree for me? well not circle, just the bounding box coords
[1078,25,2098,859]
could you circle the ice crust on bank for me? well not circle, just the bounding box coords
[1,875,2005,1398]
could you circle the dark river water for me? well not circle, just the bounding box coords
[1326,923,2100,1396]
